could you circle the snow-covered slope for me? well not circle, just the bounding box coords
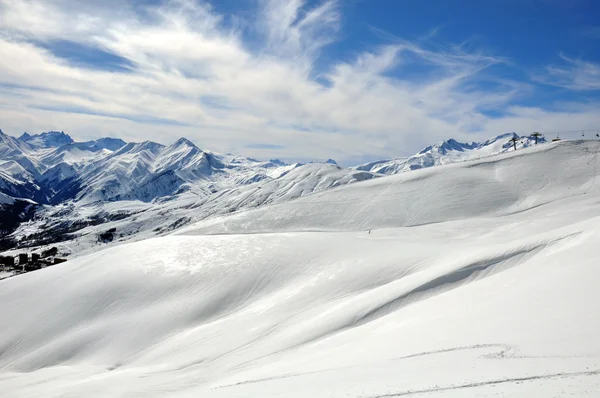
[0,131,46,202]
[0,131,129,204]
[7,163,378,258]
[0,191,17,205]
[181,140,590,234]
[1,140,599,397]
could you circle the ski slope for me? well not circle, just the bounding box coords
[180,140,599,234]
[1,140,600,397]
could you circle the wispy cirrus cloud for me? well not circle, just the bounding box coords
[0,0,598,165]
[535,54,600,91]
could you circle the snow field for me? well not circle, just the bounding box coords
[1,140,600,397]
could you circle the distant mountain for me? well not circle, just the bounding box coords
[0,130,379,207]
[19,131,74,148]
[81,137,127,151]
[354,133,547,175]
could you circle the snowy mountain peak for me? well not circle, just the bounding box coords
[115,141,165,156]
[85,137,127,151]
[19,131,74,148]
[440,138,478,152]
[171,137,198,149]
[420,138,477,155]
[480,132,518,147]
[0,129,23,146]
[325,159,338,165]
[269,159,287,166]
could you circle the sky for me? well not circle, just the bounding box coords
[0,0,599,165]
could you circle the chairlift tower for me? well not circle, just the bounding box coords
[508,136,519,150]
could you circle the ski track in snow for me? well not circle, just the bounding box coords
[214,343,600,390]
[367,371,600,397]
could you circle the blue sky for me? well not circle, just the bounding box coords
[0,0,599,165]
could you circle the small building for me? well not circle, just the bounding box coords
[32,253,41,263]
[54,258,67,265]
[19,253,28,264]
[3,256,15,266]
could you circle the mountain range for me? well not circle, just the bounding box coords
[0,129,545,254]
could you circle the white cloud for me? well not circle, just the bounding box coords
[535,54,600,91]
[260,0,340,64]
[0,0,598,165]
